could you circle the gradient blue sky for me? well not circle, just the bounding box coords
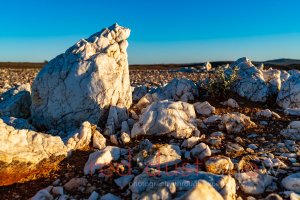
[1,0,300,64]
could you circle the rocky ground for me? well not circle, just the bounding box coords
[0,24,300,200]
[0,66,299,200]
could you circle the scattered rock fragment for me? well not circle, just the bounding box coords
[101,193,121,200]
[235,172,273,195]
[65,121,93,151]
[205,156,234,174]
[64,177,88,191]
[130,170,236,200]
[280,121,300,140]
[221,98,239,108]
[132,85,147,102]
[84,146,121,175]
[178,180,224,200]
[92,130,106,149]
[114,175,134,189]
[154,78,199,102]
[181,136,202,148]
[120,132,131,144]
[281,172,300,193]
[194,101,215,116]
[190,143,211,160]
[135,144,181,168]
[31,186,53,200]
[256,109,280,118]
[131,100,198,139]
[220,112,256,134]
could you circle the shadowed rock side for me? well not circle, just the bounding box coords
[31,24,132,131]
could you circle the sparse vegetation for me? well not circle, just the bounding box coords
[202,66,239,99]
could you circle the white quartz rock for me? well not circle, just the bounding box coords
[281,172,300,193]
[65,121,93,151]
[221,98,239,108]
[284,108,300,116]
[178,180,224,200]
[114,175,134,189]
[194,101,215,116]
[84,146,121,175]
[130,170,236,200]
[155,78,199,102]
[92,130,106,149]
[131,100,198,139]
[88,191,99,200]
[0,118,67,186]
[120,132,130,144]
[31,24,132,131]
[205,156,234,174]
[277,73,300,109]
[230,57,270,102]
[135,93,154,110]
[220,112,256,134]
[101,193,121,200]
[0,83,31,118]
[256,109,280,118]
[280,121,300,140]
[31,186,53,200]
[181,136,202,148]
[132,85,147,102]
[235,172,273,195]
[105,106,128,136]
[136,144,181,168]
[190,143,211,160]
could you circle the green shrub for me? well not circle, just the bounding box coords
[203,66,239,98]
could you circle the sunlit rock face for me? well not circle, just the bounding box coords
[277,72,300,109]
[230,57,281,103]
[31,24,132,131]
[0,118,67,186]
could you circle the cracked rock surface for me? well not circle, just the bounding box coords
[31,24,132,131]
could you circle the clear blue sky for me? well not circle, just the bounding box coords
[1,0,300,64]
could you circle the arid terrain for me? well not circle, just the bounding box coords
[0,63,299,200]
[0,24,300,200]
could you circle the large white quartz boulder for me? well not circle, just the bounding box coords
[130,170,236,200]
[277,73,300,109]
[131,100,198,139]
[0,83,31,118]
[31,24,132,131]
[0,118,68,186]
